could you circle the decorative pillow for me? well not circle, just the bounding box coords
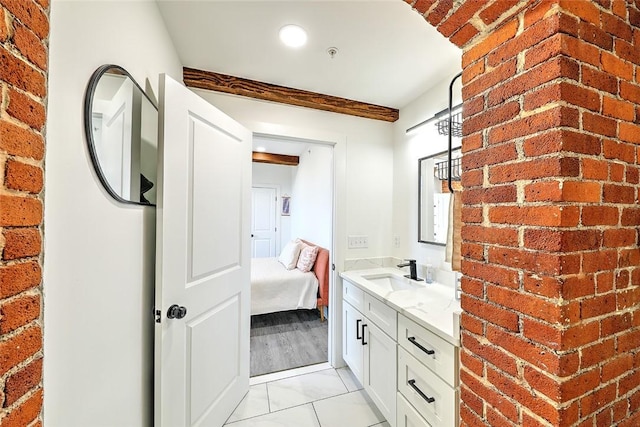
[278,240,303,270]
[297,245,319,273]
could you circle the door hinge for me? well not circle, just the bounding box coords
[332,263,335,271]
[155,309,162,323]
[275,227,277,232]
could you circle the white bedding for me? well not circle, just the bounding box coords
[251,257,319,315]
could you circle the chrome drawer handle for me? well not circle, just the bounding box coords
[408,336,435,355]
[408,379,435,404]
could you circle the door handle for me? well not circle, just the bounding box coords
[408,379,435,404]
[356,319,362,340]
[361,323,367,345]
[167,304,187,319]
[408,336,435,355]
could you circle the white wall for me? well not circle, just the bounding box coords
[391,71,462,270]
[252,162,294,250]
[45,1,182,426]
[193,90,395,270]
[291,145,333,250]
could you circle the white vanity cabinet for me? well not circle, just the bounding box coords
[342,280,397,427]
[341,273,460,427]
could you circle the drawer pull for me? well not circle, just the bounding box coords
[408,379,435,404]
[408,336,435,355]
[361,323,368,345]
[356,319,362,340]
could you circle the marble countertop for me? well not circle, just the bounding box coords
[340,267,462,346]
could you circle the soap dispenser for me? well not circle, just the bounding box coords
[425,263,434,284]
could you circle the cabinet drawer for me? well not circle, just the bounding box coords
[398,347,457,427]
[397,393,431,427]
[343,279,365,311]
[398,314,458,386]
[364,293,397,340]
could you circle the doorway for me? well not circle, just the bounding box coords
[249,135,335,378]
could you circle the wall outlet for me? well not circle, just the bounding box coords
[348,235,369,249]
[393,235,400,248]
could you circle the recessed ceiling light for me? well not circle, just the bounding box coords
[255,146,267,152]
[279,24,307,48]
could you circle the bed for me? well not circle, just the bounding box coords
[250,240,330,321]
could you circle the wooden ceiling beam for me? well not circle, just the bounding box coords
[183,67,399,123]
[252,152,300,166]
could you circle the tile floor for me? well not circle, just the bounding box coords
[224,366,390,427]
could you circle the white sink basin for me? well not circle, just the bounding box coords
[362,273,423,291]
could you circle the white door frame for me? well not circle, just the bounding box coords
[252,128,344,368]
[251,184,282,256]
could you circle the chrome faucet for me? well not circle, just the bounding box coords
[397,259,422,281]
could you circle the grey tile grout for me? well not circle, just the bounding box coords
[335,367,364,393]
[226,390,386,426]
[335,366,349,390]
[311,400,322,427]
[225,383,271,425]
[266,369,351,409]
[226,402,310,425]
[265,381,272,414]
[227,370,333,425]
[308,388,354,405]
[312,388,388,427]
[226,368,384,426]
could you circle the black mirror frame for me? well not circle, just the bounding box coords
[418,146,461,246]
[83,64,158,206]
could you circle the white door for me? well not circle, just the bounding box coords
[154,74,251,427]
[251,187,277,258]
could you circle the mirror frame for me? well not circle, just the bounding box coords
[83,64,158,206]
[418,146,461,246]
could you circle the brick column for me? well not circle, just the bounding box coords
[0,0,48,425]
[450,1,640,426]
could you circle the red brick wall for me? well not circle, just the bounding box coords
[0,0,636,425]
[407,0,640,426]
[0,0,48,425]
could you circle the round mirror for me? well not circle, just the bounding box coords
[84,64,158,205]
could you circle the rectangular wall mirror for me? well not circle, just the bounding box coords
[418,147,462,245]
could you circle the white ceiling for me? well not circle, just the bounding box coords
[156,0,462,110]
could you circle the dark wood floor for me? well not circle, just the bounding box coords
[250,309,328,377]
